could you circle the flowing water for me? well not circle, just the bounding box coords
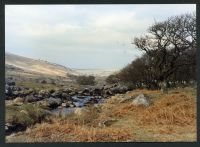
[51,95,104,116]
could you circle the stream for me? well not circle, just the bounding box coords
[50,95,105,116]
[6,95,105,136]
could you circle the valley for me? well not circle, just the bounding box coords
[5,52,197,142]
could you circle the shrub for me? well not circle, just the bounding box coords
[6,103,48,127]
[76,75,95,85]
[106,74,119,84]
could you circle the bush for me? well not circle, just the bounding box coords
[6,103,48,127]
[106,74,119,84]
[76,75,95,85]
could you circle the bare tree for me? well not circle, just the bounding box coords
[133,13,196,90]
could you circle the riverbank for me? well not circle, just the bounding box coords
[6,87,196,142]
[5,80,130,136]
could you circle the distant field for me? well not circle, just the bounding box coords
[74,69,119,77]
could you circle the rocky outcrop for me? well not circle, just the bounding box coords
[5,81,131,110]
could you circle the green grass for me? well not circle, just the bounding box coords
[6,103,49,127]
[16,81,61,91]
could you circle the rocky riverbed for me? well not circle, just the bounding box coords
[5,80,130,135]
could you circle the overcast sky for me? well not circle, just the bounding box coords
[5,4,196,69]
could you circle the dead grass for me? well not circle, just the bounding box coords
[8,119,133,142]
[98,87,196,141]
[6,87,197,142]
[138,92,196,126]
[61,106,102,127]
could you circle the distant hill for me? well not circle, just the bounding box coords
[5,52,77,77]
[5,52,118,78]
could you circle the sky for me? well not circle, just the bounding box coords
[5,4,196,69]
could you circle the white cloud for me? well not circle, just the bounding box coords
[92,12,135,27]
[5,4,196,69]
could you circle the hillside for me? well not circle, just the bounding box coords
[5,52,117,78]
[6,52,76,77]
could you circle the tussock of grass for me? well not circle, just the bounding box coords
[6,103,49,127]
[61,106,102,126]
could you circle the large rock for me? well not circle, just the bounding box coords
[37,94,43,100]
[78,88,90,96]
[118,86,128,93]
[38,90,50,98]
[110,85,128,94]
[48,97,62,108]
[61,93,71,100]
[132,94,151,107]
[92,88,102,96]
